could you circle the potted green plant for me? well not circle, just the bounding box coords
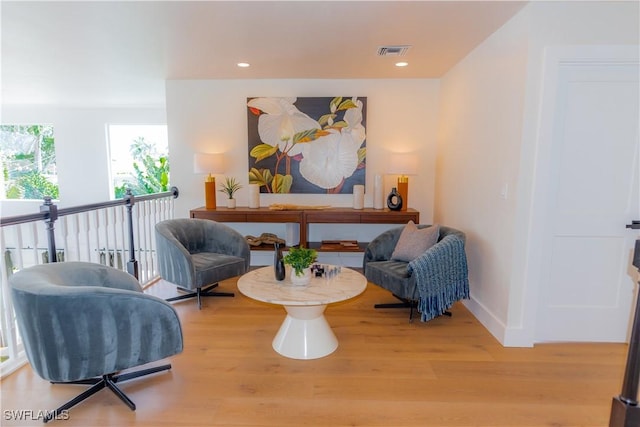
[283,246,317,285]
[219,177,242,208]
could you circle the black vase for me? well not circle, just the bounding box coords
[387,187,403,211]
[274,242,285,281]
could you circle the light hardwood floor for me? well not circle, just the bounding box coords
[1,274,629,427]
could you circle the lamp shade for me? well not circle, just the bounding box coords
[387,153,418,176]
[193,153,225,175]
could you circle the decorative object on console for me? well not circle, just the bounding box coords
[352,184,364,209]
[245,233,285,247]
[285,224,300,247]
[248,183,260,208]
[269,204,331,210]
[387,152,418,211]
[247,96,367,194]
[283,246,318,286]
[319,240,360,251]
[387,187,403,211]
[219,176,242,209]
[274,242,286,281]
[194,153,225,209]
[373,174,384,210]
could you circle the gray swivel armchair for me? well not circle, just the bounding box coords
[155,218,251,309]
[9,261,183,423]
[363,224,470,322]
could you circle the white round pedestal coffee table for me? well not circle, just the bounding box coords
[237,266,367,360]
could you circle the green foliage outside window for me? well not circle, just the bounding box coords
[113,137,170,198]
[0,125,58,200]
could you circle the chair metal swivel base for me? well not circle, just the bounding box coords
[375,294,452,322]
[166,283,234,309]
[375,294,418,321]
[45,364,172,423]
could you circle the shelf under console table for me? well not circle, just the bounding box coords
[190,207,420,252]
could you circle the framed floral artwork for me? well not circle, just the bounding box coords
[247,96,366,194]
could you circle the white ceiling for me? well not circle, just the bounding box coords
[1,1,527,106]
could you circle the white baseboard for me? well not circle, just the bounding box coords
[463,297,534,347]
[503,326,535,347]
[462,297,506,344]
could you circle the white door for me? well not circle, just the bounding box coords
[535,47,639,342]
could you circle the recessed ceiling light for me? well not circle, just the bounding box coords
[237,62,250,68]
[395,62,409,67]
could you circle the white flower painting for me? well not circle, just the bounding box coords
[247,96,366,193]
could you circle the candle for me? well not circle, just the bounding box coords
[248,184,260,208]
[353,184,364,210]
[373,174,384,209]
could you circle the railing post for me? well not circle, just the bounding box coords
[124,189,139,279]
[40,197,58,263]
[610,239,640,426]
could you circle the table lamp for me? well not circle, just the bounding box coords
[387,153,418,211]
[194,153,225,209]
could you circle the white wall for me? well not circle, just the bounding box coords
[165,79,440,265]
[166,79,440,220]
[436,0,639,346]
[166,79,439,266]
[435,7,530,343]
[0,106,166,217]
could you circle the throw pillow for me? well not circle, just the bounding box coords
[391,221,440,262]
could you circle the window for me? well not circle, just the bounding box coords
[0,125,58,200]
[107,124,169,199]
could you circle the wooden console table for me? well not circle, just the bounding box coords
[190,207,420,252]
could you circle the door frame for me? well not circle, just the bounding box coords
[520,45,639,345]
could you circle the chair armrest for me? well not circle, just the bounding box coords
[61,262,143,292]
[10,262,143,292]
[155,229,195,287]
[407,234,470,321]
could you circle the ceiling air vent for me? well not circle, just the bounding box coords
[376,45,411,57]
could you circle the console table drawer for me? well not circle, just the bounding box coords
[245,211,302,223]
[190,210,247,222]
[305,210,361,223]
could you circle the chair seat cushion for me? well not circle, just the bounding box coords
[364,260,417,300]
[192,253,246,288]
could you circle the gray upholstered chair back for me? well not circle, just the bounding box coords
[155,218,251,290]
[156,218,240,254]
[10,262,183,383]
[363,225,464,264]
[363,224,469,322]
